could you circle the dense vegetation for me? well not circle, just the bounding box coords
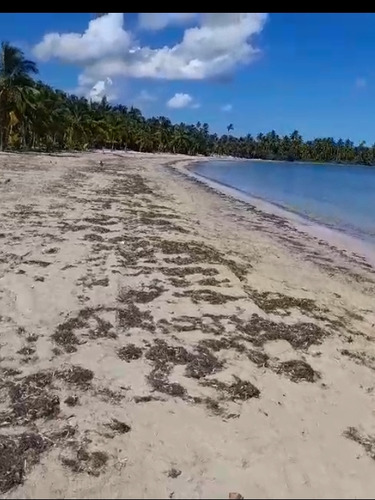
[1,41,374,165]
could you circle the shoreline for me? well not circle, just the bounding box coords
[182,158,375,269]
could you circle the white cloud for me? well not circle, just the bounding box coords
[138,13,197,31]
[167,93,194,109]
[87,77,113,102]
[32,13,268,90]
[355,77,367,89]
[34,14,132,64]
[71,75,118,102]
[221,104,232,112]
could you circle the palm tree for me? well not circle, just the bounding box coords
[0,42,39,150]
[0,40,373,165]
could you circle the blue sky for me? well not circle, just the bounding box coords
[1,13,375,144]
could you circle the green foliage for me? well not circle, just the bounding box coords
[0,42,374,165]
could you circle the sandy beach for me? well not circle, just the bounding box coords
[1,150,375,499]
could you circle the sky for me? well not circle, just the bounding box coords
[1,12,375,144]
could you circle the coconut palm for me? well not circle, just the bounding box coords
[0,42,39,150]
[0,40,374,164]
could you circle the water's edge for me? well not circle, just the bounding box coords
[183,160,375,267]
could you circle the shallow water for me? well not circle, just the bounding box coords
[192,160,375,245]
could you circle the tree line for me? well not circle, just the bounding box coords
[1,41,374,165]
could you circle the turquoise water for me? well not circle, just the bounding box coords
[192,160,375,245]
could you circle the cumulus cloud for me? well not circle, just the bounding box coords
[167,93,195,109]
[138,13,197,31]
[32,13,268,89]
[221,104,233,112]
[72,75,118,102]
[87,77,114,102]
[34,14,132,64]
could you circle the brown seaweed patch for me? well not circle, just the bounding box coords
[199,337,246,353]
[276,360,319,383]
[87,277,109,288]
[17,346,36,357]
[160,266,219,278]
[91,243,113,253]
[341,349,375,371]
[61,448,108,476]
[185,346,224,379]
[247,349,269,367]
[343,427,375,460]
[165,314,227,336]
[56,365,94,389]
[44,247,59,254]
[118,344,143,362]
[91,225,112,234]
[0,432,49,493]
[89,316,116,339]
[105,418,131,434]
[146,339,193,366]
[24,260,51,268]
[137,216,189,234]
[158,240,248,280]
[52,308,116,351]
[167,468,182,478]
[246,287,326,317]
[198,277,226,287]
[118,283,165,304]
[52,309,92,352]
[94,387,125,404]
[1,368,22,378]
[26,334,38,343]
[147,368,187,398]
[175,289,241,305]
[133,395,163,403]
[58,223,90,233]
[83,215,119,226]
[169,277,190,288]
[145,340,191,398]
[164,256,195,266]
[61,264,76,271]
[83,233,104,242]
[64,395,79,407]
[117,303,155,331]
[236,314,327,350]
[110,174,152,196]
[201,375,260,401]
[2,371,59,426]
[193,396,226,416]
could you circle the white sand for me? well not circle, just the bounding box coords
[0,151,375,499]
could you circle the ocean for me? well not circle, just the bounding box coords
[192,159,375,247]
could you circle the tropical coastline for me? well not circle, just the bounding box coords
[1,39,375,167]
[1,150,375,498]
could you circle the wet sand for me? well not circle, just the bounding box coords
[0,151,375,499]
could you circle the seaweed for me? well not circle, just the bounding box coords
[276,360,319,383]
[117,344,143,362]
[201,376,260,401]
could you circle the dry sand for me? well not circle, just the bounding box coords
[0,151,375,499]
